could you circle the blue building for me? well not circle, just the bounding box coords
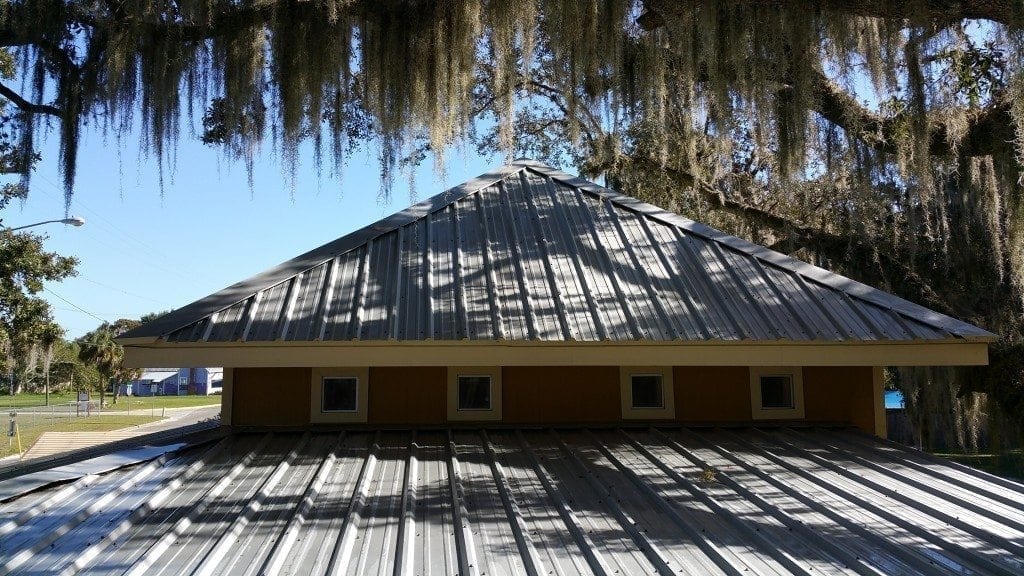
[120,367,223,396]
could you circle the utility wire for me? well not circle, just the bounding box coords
[78,276,172,307]
[51,305,136,317]
[38,173,195,272]
[43,287,112,325]
[30,180,205,288]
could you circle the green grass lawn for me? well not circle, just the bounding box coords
[0,393,221,412]
[103,395,222,412]
[2,414,162,459]
[935,450,1024,481]
[0,392,78,409]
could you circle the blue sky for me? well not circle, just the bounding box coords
[5,128,496,339]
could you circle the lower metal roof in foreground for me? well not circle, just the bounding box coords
[1,428,1022,575]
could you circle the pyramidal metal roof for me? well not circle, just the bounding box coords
[120,160,994,343]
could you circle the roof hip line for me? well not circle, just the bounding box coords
[120,159,995,345]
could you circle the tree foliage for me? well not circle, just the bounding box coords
[50,339,101,394]
[2,0,1023,446]
[77,318,141,404]
[0,187,77,391]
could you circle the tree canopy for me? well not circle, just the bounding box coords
[2,2,1017,200]
[0,186,77,391]
[2,0,1023,446]
[78,318,140,404]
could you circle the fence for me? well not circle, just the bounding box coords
[2,399,167,460]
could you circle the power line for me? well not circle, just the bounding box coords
[43,287,111,325]
[76,187,191,266]
[78,227,204,288]
[29,181,206,289]
[51,305,136,317]
[78,276,172,307]
[37,172,172,254]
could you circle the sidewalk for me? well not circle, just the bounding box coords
[18,405,220,460]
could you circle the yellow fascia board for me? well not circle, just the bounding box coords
[123,340,989,368]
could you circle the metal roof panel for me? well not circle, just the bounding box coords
[5,428,1023,575]
[120,160,995,345]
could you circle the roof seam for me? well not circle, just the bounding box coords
[527,164,992,339]
[122,160,995,343]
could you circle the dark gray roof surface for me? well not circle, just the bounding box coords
[2,428,1022,575]
[120,160,994,343]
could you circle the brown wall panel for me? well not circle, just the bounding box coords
[232,367,311,426]
[227,364,876,430]
[674,366,750,422]
[368,367,447,424]
[502,366,620,423]
[803,366,875,432]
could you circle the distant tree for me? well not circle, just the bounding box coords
[140,310,173,324]
[77,327,118,406]
[38,324,59,402]
[47,339,99,396]
[1,186,77,393]
[77,319,141,406]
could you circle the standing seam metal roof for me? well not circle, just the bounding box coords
[2,428,1022,575]
[120,160,994,343]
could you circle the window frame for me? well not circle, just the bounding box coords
[456,374,493,411]
[447,367,502,421]
[321,376,360,413]
[619,366,675,420]
[749,366,805,420]
[310,367,369,423]
[630,373,666,409]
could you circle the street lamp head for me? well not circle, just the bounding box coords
[6,216,87,231]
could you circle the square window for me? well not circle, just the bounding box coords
[458,376,491,410]
[631,375,664,409]
[620,367,674,419]
[447,367,501,421]
[322,377,358,412]
[760,375,794,409]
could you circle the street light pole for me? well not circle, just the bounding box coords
[6,216,86,231]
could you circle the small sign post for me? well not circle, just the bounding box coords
[78,391,90,416]
[8,411,21,454]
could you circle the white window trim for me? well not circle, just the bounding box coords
[749,366,805,420]
[311,367,369,423]
[620,366,675,420]
[447,367,502,421]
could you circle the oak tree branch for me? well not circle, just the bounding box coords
[0,83,62,117]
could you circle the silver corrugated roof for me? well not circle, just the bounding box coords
[136,369,180,381]
[2,428,1022,575]
[120,160,994,343]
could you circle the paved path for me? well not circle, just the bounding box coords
[20,405,221,460]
